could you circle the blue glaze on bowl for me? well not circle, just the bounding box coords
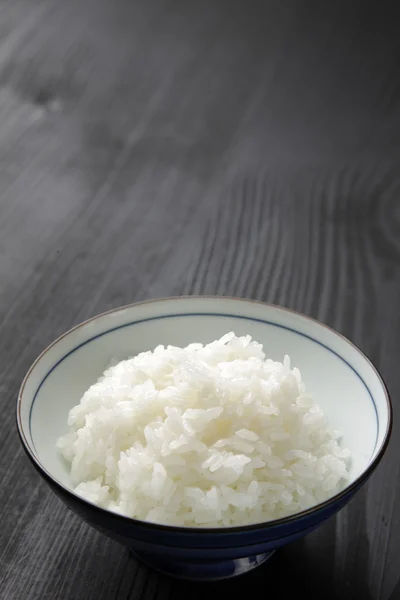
[134,551,275,580]
[17,297,392,580]
[37,469,354,580]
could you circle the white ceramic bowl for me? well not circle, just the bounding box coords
[17,297,392,580]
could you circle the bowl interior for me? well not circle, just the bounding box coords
[19,297,390,500]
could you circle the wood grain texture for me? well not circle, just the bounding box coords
[0,1,400,598]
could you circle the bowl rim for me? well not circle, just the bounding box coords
[16,295,393,534]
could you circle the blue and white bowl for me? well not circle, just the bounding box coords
[17,297,392,580]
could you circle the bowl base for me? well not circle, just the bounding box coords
[132,550,275,581]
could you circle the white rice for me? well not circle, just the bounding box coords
[57,333,350,527]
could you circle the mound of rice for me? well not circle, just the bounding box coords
[57,333,350,527]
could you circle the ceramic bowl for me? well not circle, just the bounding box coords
[17,297,392,580]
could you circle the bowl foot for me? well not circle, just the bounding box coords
[132,550,275,581]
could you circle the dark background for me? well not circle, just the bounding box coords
[0,1,399,598]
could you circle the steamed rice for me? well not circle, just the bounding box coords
[57,333,350,527]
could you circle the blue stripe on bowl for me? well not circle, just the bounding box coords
[29,312,379,453]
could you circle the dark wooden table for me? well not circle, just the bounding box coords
[1,1,399,598]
